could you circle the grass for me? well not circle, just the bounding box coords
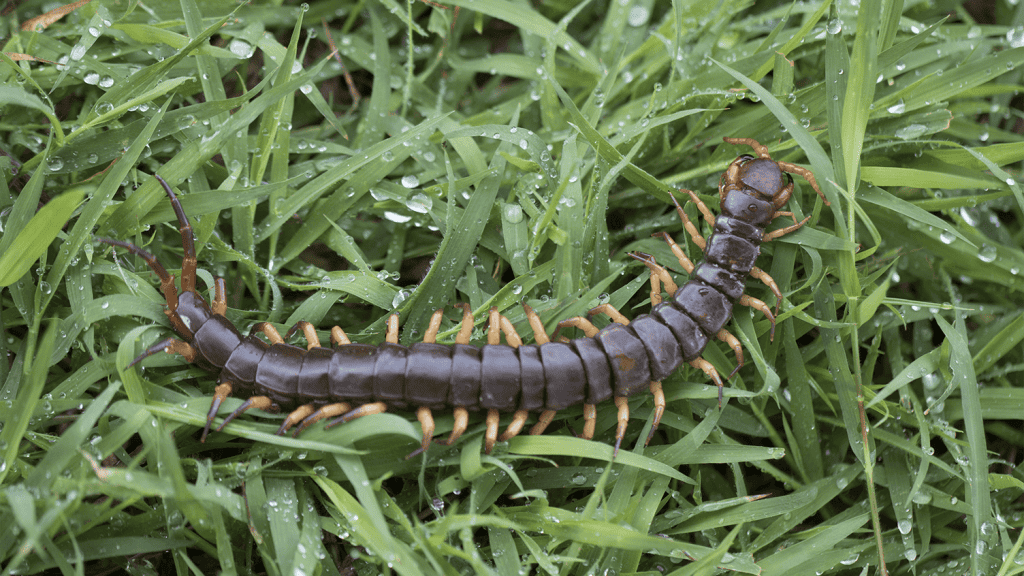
[1,0,1023,574]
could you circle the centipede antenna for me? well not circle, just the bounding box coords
[154,175,198,294]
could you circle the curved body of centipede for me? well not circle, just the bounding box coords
[98,137,828,457]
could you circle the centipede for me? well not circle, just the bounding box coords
[98,137,829,458]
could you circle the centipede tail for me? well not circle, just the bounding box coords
[102,137,828,458]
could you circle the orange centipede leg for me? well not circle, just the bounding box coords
[293,402,352,436]
[406,407,436,459]
[646,381,665,446]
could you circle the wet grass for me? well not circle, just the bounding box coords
[1,0,1023,574]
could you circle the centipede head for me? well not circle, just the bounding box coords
[721,137,829,211]
[720,147,789,207]
[736,157,787,201]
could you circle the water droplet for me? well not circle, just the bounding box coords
[503,204,524,224]
[1007,27,1024,48]
[228,39,254,58]
[407,193,431,214]
[627,5,649,26]
[895,124,928,140]
[401,175,419,189]
[977,244,997,263]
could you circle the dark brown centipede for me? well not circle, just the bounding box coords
[98,137,829,457]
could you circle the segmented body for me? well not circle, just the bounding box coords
[100,138,828,456]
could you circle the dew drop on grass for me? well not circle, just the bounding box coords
[407,194,431,214]
[895,124,928,140]
[977,245,997,263]
[503,204,524,224]
[228,39,254,58]
[1007,27,1024,48]
[627,5,649,26]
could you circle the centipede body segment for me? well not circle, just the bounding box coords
[98,138,829,457]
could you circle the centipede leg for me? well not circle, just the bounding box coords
[490,306,523,347]
[580,404,597,440]
[764,214,814,241]
[522,303,550,344]
[406,407,435,459]
[128,337,198,367]
[292,403,352,435]
[276,404,316,435]
[216,395,276,433]
[285,320,322,349]
[202,382,233,442]
[681,188,717,229]
[646,381,665,446]
[385,313,400,344]
[498,410,529,442]
[423,309,445,344]
[553,316,600,339]
[739,293,777,341]
[212,277,227,316]
[324,402,388,430]
[587,303,629,325]
[630,252,678,307]
[689,357,726,405]
[716,328,745,378]
[613,396,629,457]
[530,410,556,435]
[485,409,500,454]
[748,266,783,316]
[776,161,828,204]
[656,231,696,274]
[440,407,469,446]
[252,322,285,344]
[669,190,708,250]
[330,326,352,345]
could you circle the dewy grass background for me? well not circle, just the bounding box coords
[1,0,1023,574]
